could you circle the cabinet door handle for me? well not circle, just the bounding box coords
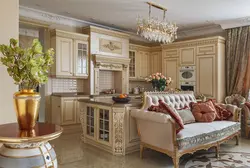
[58,106,61,108]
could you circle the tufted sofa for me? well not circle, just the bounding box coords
[131,91,241,168]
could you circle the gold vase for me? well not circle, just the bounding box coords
[13,89,41,130]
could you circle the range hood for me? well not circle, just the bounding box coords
[92,54,130,95]
[94,54,130,71]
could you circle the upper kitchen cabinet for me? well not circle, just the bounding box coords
[50,29,89,78]
[129,44,161,81]
[179,47,196,65]
[150,47,162,74]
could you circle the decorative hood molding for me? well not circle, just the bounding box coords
[93,54,130,71]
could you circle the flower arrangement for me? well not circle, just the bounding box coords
[145,72,172,91]
[0,38,54,90]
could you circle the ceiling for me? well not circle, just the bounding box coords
[20,0,250,33]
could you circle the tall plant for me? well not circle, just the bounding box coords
[0,38,54,90]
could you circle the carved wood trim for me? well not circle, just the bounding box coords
[162,36,225,50]
[94,54,130,65]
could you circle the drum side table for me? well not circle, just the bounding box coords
[0,123,63,168]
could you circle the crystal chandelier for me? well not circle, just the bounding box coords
[137,2,178,44]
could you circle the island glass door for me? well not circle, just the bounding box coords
[86,106,95,138]
[98,108,111,144]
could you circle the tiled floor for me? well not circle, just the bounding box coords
[51,133,250,168]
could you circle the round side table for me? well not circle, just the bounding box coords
[0,123,63,168]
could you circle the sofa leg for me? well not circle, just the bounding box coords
[140,144,144,159]
[235,135,239,145]
[215,145,220,158]
[172,156,180,168]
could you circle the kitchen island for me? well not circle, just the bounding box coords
[78,98,142,155]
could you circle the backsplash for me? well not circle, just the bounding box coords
[51,78,84,93]
[129,81,153,93]
[99,71,114,92]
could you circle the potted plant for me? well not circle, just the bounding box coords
[0,38,54,130]
[145,73,172,91]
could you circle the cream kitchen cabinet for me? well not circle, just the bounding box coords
[150,51,162,74]
[50,29,89,78]
[196,55,216,98]
[84,104,112,146]
[162,36,225,102]
[51,96,88,126]
[179,47,196,65]
[138,51,150,78]
[162,57,179,89]
[80,100,141,155]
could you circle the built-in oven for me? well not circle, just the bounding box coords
[179,66,196,92]
[179,66,195,81]
[180,81,196,92]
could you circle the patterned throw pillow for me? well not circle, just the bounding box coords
[158,100,184,134]
[209,99,233,120]
[190,100,217,122]
[177,109,195,124]
[148,105,163,112]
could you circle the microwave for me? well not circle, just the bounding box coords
[179,66,196,82]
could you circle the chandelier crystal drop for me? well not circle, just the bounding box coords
[137,2,178,44]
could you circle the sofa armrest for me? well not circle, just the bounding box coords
[131,109,174,124]
[218,103,241,122]
[131,109,176,152]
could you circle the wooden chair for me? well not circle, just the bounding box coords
[242,104,250,138]
[225,94,246,107]
[225,94,247,136]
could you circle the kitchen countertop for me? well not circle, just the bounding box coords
[52,92,143,98]
[78,98,143,108]
[52,92,89,97]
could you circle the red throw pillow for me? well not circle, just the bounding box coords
[208,99,233,120]
[190,100,217,122]
[158,100,184,134]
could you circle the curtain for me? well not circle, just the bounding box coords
[226,26,250,98]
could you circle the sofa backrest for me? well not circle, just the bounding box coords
[142,91,196,110]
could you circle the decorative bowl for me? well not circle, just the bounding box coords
[112,96,131,103]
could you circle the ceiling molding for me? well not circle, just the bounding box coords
[215,17,250,29]
[19,6,226,45]
[177,24,224,39]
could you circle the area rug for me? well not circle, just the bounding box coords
[180,151,250,168]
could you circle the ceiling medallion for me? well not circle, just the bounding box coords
[137,2,178,44]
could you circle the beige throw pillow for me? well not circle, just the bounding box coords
[177,109,195,124]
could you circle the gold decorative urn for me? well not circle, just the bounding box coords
[13,89,41,130]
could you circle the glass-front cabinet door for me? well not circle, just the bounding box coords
[129,51,136,78]
[74,40,88,77]
[97,108,111,145]
[86,106,95,138]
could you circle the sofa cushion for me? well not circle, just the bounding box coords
[177,121,241,150]
[158,100,184,134]
[190,101,217,122]
[177,109,195,124]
